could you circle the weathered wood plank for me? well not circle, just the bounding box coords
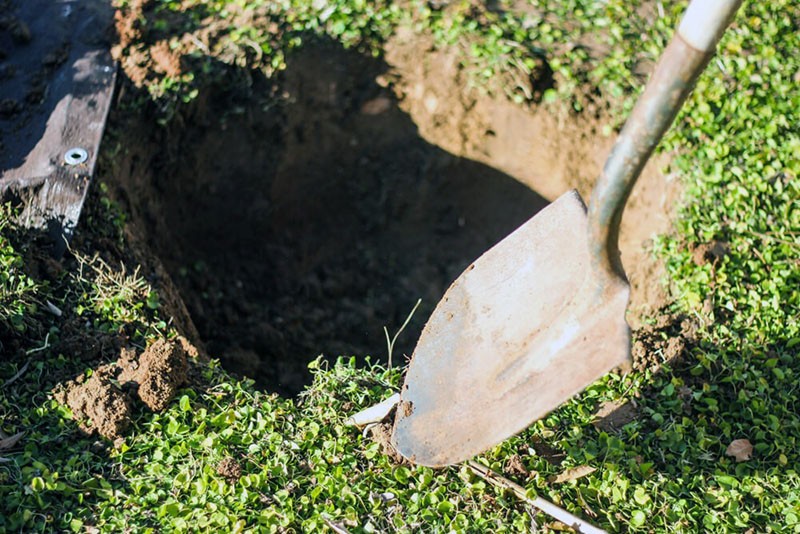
[1,0,116,256]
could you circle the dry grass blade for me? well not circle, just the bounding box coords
[2,359,30,388]
[0,431,25,451]
[321,516,352,534]
[384,298,421,369]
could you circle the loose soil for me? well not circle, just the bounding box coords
[103,31,680,395]
[216,456,243,483]
[54,338,192,440]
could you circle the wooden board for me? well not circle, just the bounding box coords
[0,0,116,256]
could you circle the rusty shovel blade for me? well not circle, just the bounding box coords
[389,0,744,468]
[391,190,630,467]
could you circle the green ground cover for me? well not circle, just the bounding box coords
[1,0,799,531]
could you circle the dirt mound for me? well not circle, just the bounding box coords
[118,339,190,411]
[631,314,699,374]
[54,338,192,440]
[54,364,133,441]
[216,457,243,483]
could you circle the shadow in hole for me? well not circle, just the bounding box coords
[111,36,552,395]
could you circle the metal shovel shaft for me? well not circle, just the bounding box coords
[588,0,743,285]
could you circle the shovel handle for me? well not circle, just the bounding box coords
[587,0,743,284]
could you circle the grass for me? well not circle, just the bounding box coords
[0,206,41,338]
[2,0,799,531]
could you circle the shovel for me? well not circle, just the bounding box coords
[391,0,743,467]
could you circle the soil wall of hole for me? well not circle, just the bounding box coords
[105,36,679,395]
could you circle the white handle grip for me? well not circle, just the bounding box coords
[678,0,742,52]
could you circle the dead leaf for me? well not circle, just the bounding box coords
[726,438,753,462]
[0,431,24,451]
[548,465,597,484]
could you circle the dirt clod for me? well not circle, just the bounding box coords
[55,338,195,440]
[119,339,189,411]
[632,313,697,373]
[398,401,414,418]
[503,454,530,479]
[54,365,132,441]
[217,457,243,482]
[690,240,729,266]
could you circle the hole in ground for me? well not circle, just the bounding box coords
[108,37,677,396]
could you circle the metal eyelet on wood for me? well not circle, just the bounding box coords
[64,147,89,165]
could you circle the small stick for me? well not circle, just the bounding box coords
[45,300,63,317]
[322,517,352,534]
[0,431,25,451]
[25,333,50,355]
[2,359,31,388]
[345,393,400,427]
[467,460,606,534]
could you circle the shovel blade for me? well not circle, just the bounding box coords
[391,190,631,467]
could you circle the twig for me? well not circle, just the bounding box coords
[467,460,606,534]
[526,504,540,533]
[2,359,30,388]
[45,300,63,317]
[384,298,422,369]
[744,229,800,248]
[0,431,25,451]
[345,393,400,427]
[321,517,352,534]
[25,333,50,355]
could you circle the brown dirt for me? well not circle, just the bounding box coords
[149,40,182,78]
[111,0,160,86]
[503,454,531,479]
[216,456,243,483]
[530,435,566,466]
[118,339,189,411]
[54,337,193,440]
[368,423,406,465]
[53,364,133,441]
[104,22,681,395]
[690,239,729,266]
[631,313,699,374]
[384,29,680,328]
